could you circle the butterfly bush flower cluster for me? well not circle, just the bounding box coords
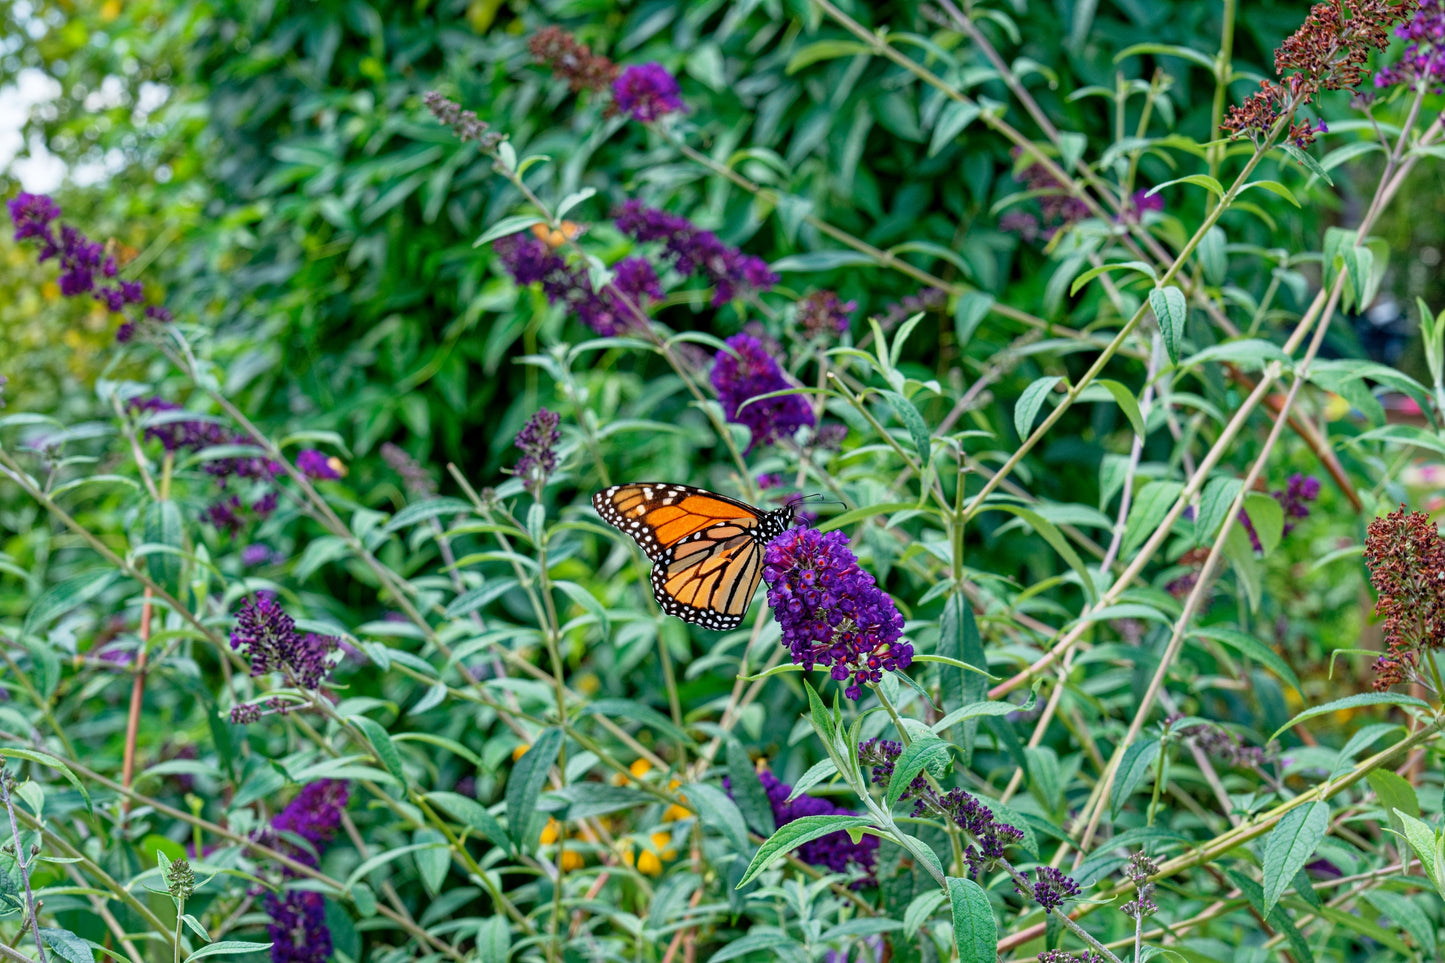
[615,199,778,306]
[1223,0,1409,147]
[529,26,618,92]
[1174,718,1277,770]
[711,334,815,451]
[260,780,350,963]
[7,192,174,341]
[1238,472,1322,552]
[1015,865,1082,914]
[796,290,856,341]
[229,594,340,722]
[874,286,947,332]
[1364,505,1445,689]
[860,738,1026,879]
[1121,851,1161,919]
[766,529,910,699]
[421,91,505,149]
[1001,150,1092,241]
[1038,951,1106,963]
[754,768,878,878]
[493,231,658,336]
[613,63,686,121]
[127,396,287,536]
[1376,0,1445,89]
[511,407,561,498]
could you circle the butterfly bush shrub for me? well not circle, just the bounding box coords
[5,1,1445,961]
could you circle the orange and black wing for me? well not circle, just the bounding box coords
[592,483,766,561]
[650,523,767,630]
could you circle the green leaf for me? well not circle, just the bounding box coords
[351,716,407,786]
[1262,800,1329,914]
[1068,259,1156,296]
[40,928,94,963]
[769,250,876,272]
[506,727,564,850]
[886,738,951,809]
[1015,376,1063,439]
[144,500,185,596]
[1110,738,1161,819]
[475,917,510,963]
[22,569,118,639]
[954,292,993,346]
[946,876,997,963]
[1392,809,1445,897]
[1096,379,1146,439]
[929,101,982,157]
[413,828,448,896]
[1194,476,1243,543]
[474,214,543,247]
[1241,179,1301,207]
[737,815,875,886]
[0,748,91,815]
[382,497,472,533]
[786,40,871,73]
[1121,480,1184,556]
[1149,286,1188,365]
[184,941,275,963]
[727,739,775,836]
[684,782,750,853]
[1150,173,1224,198]
[1192,626,1303,698]
[882,390,931,463]
[1243,491,1284,556]
[1270,692,1432,742]
[539,784,652,821]
[931,699,1024,734]
[425,791,510,852]
[1365,769,1419,831]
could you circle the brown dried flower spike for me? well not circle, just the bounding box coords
[530,26,619,93]
[1363,505,1445,690]
[1222,0,1415,148]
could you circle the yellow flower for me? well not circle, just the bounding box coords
[559,848,584,871]
[512,743,531,761]
[631,758,654,779]
[539,818,561,845]
[636,850,663,875]
[575,672,601,695]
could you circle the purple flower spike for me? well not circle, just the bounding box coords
[493,232,643,335]
[265,891,333,963]
[230,594,338,691]
[296,449,340,480]
[615,200,778,306]
[763,527,909,699]
[612,63,686,121]
[756,769,878,878]
[1274,473,1321,536]
[711,334,814,451]
[512,408,561,498]
[797,290,856,340]
[1016,865,1081,914]
[271,779,350,867]
[1377,0,1445,91]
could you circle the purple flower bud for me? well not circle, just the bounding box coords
[296,449,340,481]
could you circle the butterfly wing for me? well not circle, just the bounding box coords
[651,523,766,631]
[592,483,766,561]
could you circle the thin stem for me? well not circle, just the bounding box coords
[0,771,47,963]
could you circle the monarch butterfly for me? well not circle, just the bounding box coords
[592,483,796,630]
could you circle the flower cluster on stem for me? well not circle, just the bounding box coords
[710,333,815,451]
[1364,505,1445,689]
[764,528,910,699]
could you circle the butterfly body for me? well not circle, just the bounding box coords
[593,483,795,630]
